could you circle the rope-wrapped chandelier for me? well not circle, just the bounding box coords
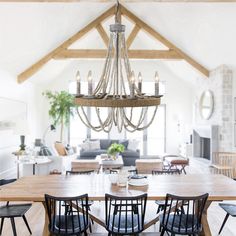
[75,2,162,133]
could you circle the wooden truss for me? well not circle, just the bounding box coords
[17,4,209,83]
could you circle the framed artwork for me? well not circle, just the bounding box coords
[0,97,27,149]
[234,97,236,122]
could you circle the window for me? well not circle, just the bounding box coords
[146,105,166,155]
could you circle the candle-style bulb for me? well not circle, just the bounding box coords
[87,70,93,96]
[87,70,92,82]
[138,72,142,82]
[131,71,135,83]
[138,72,142,93]
[154,71,159,96]
[130,71,135,98]
[76,71,80,81]
[155,71,159,83]
[76,70,81,96]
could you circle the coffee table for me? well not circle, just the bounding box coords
[96,155,124,171]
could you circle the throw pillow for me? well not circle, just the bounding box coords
[54,142,67,156]
[89,140,100,150]
[39,146,52,156]
[127,139,139,151]
[100,139,112,150]
[65,145,75,155]
[119,140,129,150]
[80,141,90,151]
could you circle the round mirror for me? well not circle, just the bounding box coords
[199,90,214,120]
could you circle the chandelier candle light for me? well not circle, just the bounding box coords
[75,1,162,133]
[76,71,81,96]
[138,72,142,93]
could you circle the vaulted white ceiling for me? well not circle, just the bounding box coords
[0,2,235,85]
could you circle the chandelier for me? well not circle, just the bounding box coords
[75,2,162,133]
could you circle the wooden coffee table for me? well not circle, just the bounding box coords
[96,155,124,171]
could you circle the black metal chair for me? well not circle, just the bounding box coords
[160,193,209,236]
[152,169,181,214]
[105,193,147,235]
[218,203,236,234]
[45,194,90,236]
[0,179,32,236]
[66,170,94,175]
[66,170,94,231]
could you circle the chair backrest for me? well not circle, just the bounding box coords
[152,169,180,175]
[212,152,236,166]
[0,178,16,186]
[44,194,89,235]
[161,193,209,234]
[110,169,138,175]
[105,193,147,235]
[66,170,94,175]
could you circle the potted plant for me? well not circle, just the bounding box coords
[107,143,125,160]
[43,90,76,142]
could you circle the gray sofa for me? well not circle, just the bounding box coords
[79,139,140,166]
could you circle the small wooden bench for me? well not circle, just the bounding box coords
[71,159,100,173]
[136,159,163,174]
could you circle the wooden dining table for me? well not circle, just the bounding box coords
[0,173,236,236]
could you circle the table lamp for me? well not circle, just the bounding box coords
[14,120,30,151]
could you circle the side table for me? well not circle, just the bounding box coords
[14,155,52,178]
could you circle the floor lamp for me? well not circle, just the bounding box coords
[43,124,56,145]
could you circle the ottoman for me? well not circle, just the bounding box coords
[71,160,100,173]
[163,155,189,174]
[136,159,163,174]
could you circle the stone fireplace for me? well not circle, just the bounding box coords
[193,65,233,156]
[193,125,219,161]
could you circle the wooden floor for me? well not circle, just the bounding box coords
[1,158,235,236]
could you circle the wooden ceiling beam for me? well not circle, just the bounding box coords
[17,5,115,83]
[126,24,140,49]
[121,5,209,77]
[1,0,236,2]
[17,3,210,83]
[53,49,182,59]
[96,23,109,47]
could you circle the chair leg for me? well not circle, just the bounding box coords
[157,205,161,214]
[10,218,17,236]
[0,218,5,235]
[89,222,92,233]
[159,222,162,232]
[160,228,166,236]
[22,215,32,234]
[218,213,230,234]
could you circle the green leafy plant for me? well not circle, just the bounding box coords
[107,143,125,157]
[43,90,76,142]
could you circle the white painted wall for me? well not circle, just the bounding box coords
[232,68,236,151]
[39,60,194,154]
[0,69,42,178]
